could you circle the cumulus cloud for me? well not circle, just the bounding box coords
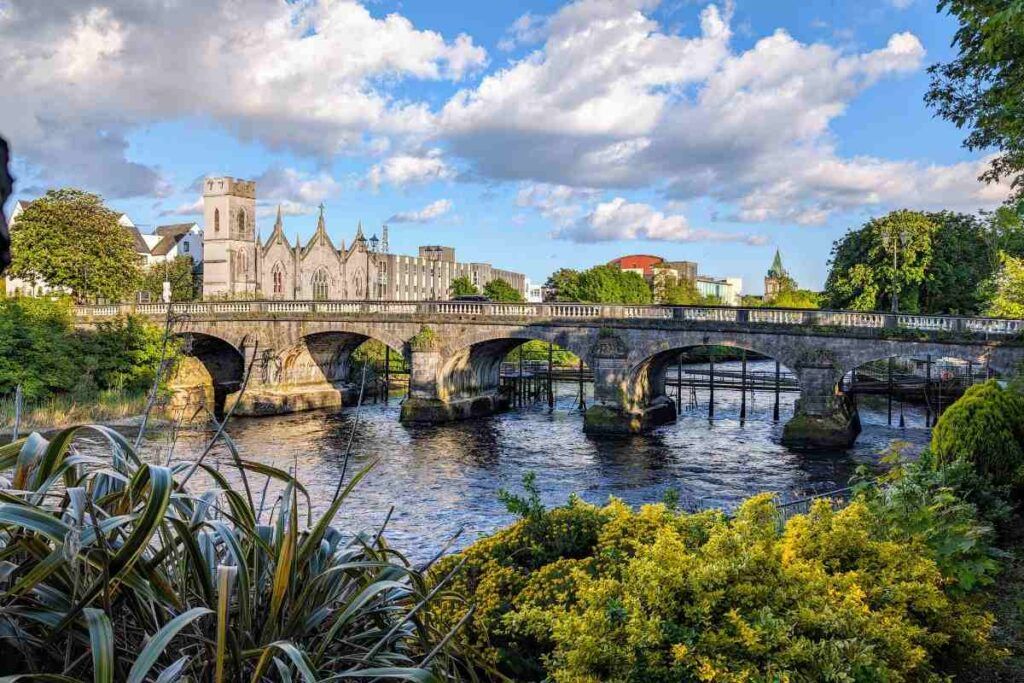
[253,167,341,214]
[558,197,766,244]
[159,197,203,217]
[0,0,485,197]
[516,183,599,225]
[367,149,454,189]
[388,199,453,223]
[439,0,1008,223]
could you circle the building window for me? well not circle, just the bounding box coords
[312,269,329,300]
[214,208,220,233]
[237,209,246,237]
[272,263,285,295]
[182,241,189,253]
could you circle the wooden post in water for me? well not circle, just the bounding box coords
[773,360,780,422]
[518,348,524,408]
[578,357,585,411]
[384,346,390,404]
[676,352,682,415]
[887,357,894,426]
[740,350,747,422]
[925,354,932,427]
[547,343,555,410]
[708,349,715,420]
[967,360,973,388]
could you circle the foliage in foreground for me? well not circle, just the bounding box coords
[0,297,169,402]
[0,425,474,681]
[431,470,1000,682]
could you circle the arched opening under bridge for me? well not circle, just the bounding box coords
[168,332,245,419]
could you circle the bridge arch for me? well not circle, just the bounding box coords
[432,327,593,403]
[271,329,406,389]
[171,332,245,417]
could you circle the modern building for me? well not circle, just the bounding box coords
[201,176,526,301]
[608,253,740,305]
[764,249,795,301]
[525,279,544,303]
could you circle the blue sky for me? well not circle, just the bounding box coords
[0,0,1008,292]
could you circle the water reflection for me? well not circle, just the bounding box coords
[126,360,931,558]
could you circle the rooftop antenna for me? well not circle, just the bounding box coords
[381,224,389,254]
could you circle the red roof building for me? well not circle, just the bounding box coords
[607,254,665,278]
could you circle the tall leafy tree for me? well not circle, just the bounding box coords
[926,0,1024,201]
[544,268,583,302]
[986,251,1024,317]
[823,210,937,312]
[920,211,996,314]
[483,278,524,302]
[661,277,702,305]
[449,276,479,297]
[140,256,199,302]
[8,188,141,302]
[576,265,653,304]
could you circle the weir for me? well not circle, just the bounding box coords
[73,300,1024,451]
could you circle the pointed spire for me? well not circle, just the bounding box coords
[316,202,327,235]
[768,248,786,278]
[355,220,365,241]
[274,204,283,230]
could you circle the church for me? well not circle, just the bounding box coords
[201,177,526,301]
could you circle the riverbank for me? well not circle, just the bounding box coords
[0,389,158,437]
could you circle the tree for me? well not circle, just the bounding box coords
[8,189,141,302]
[920,212,996,314]
[771,288,821,309]
[576,265,652,304]
[449,276,479,298]
[483,278,524,302]
[823,210,937,312]
[544,268,582,302]
[985,251,1024,318]
[926,0,1024,201]
[140,256,198,302]
[661,277,701,305]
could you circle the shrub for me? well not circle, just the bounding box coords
[931,380,1024,495]
[0,427,473,680]
[432,478,999,681]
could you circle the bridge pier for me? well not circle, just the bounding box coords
[583,330,676,434]
[781,361,861,451]
[399,332,511,425]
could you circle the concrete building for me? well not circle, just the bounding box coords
[608,253,740,305]
[696,275,742,306]
[525,279,544,303]
[202,176,525,301]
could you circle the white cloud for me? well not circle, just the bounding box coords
[558,197,766,244]
[160,167,340,218]
[438,0,1007,223]
[388,198,453,223]
[0,0,485,197]
[159,197,203,217]
[516,183,599,225]
[367,149,453,189]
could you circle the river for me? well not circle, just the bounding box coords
[133,360,932,558]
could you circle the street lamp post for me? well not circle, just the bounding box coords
[890,229,909,314]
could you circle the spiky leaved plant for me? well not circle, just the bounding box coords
[0,425,478,681]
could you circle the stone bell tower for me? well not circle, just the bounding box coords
[202,177,258,299]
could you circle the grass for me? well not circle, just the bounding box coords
[0,424,479,681]
[0,389,151,434]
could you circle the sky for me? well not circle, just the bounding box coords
[0,0,1011,293]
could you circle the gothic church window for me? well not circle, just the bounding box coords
[312,269,329,300]
[237,209,246,238]
[214,208,220,233]
[272,263,285,295]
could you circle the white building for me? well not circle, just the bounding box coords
[696,275,742,306]
[4,200,203,297]
[525,279,544,303]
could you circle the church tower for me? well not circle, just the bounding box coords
[202,177,258,298]
[763,248,793,301]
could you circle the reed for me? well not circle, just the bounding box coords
[0,425,477,681]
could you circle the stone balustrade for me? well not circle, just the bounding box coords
[73,300,1024,336]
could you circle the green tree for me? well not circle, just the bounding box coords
[139,256,198,302]
[576,265,652,304]
[926,0,1024,201]
[772,288,821,309]
[823,210,937,312]
[483,277,524,302]
[986,251,1024,318]
[0,297,78,399]
[449,276,479,297]
[544,268,582,302]
[8,188,141,302]
[660,277,701,305]
[921,212,997,314]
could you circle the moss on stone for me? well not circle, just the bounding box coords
[410,325,439,352]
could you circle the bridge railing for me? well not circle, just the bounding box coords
[71,300,1024,336]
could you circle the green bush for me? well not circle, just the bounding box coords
[931,380,1024,495]
[432,476,999,681]
[0,297,168,401]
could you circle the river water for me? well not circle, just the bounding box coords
[133,360,932,558]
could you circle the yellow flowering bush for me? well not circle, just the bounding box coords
[432,486,999,681]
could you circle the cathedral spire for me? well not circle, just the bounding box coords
[355,220,365,241]
[316,202,327,235]
[274,204,283,230]
[767,248,786,278]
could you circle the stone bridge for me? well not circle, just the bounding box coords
[75,300,1024,450]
